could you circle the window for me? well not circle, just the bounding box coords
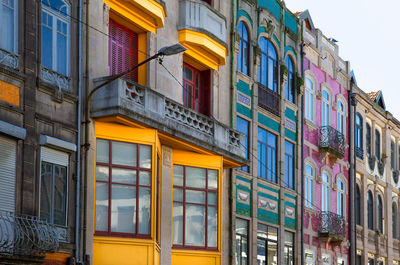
[237,21,249,76]
[321,171,330,212]
[39,147,68,226]
[109,19,138,81]
[393,202,398,239]
[356,255,362,265]
[183,63,211,116]
[305,77,315,122]
[0,135,17,213]
[321,89,331,126]
[355,113,363,158]
[95,139,152,236]
[173,165,218,249]
[305,164,314,208]
[375,129,381,160]
[337,179,345,216]
[284,141,294,189]
[285,56,295,103]
[284,231,294,265]
[367,190,374,230]
[0,0,18,53]
[257,224,278,265]
[235,218,249,265]
[368,258,375,265]
[337,100,345,135]
[237,117,249,172]
[377,195,383,233]
[355,185,361,225]
[366,123,371,156]
[41,0,70,76]
[258,37,277,92]
[257,127,277,182]
[391,140,395,169]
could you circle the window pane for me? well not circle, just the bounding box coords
[40,162,53,223]
[41,12,53,69]
[139,171,151,186]
[95,182,109,231]
[208,169,218,189]
[139,145,151,168]
[186,167,206,188]
[138,187,151,234]
[268,241,278,265]
[53,165,67,226]
[173,188,183,202]
[268,226,278,241]
[257,239,266,264]
[208,206,217,247]
[183,65,193,81]
[208,192,217,205]
[111,184,136,233]
[257,223,268,239]
[185,204,205,246]
[112,168,136,184]
[96,139,109,163]
[112,141,136,166]
[96,165,109,181]
[56,20,67,75]
[173,165,183,186]
[0,1,15,52]
[186,190,205,204]
[236,218,248,236]
[173,202,183,244]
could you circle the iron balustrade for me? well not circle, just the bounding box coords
[318,211,346,239]
[258,83,280,116]
[393,170,399,184]
[355,147,364,160]
[0,211,59,257]
[318,126,345,158]
[368,155,376,171]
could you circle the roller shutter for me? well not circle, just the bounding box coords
[0,135,16,212]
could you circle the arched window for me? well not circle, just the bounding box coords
[366,123,371,156]
[378,195,383,233]
[305,77,315,122]
[355,184,361,225]
[258,37,277,92]
[337,179,345,216]
[337,100,345,135]
[367,190,373,230]
[305,163,314,208]
[393,202,398,239]
[355,113,363,158]
[391,140,395,169]
[41,0,70,76]
[237,21,249,76]
[321,171,330,212]
[321,89,331,127]
[375,129,381,160]
[285,56,295,103]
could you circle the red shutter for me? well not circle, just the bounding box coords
[109,20,138,82]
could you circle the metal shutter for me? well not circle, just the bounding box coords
[40,147,69,166]
[0,135,16,212]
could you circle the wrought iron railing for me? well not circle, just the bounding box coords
[258,83,280,116]
[318,126,345,158]
[318,211,346,239]
[393,170,399,184]
[368,155,376,171]
[355,147,364,160]
[0,48,19,69]
[377,160,385,176]
[0,211,59,257]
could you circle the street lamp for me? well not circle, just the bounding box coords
[88,43,186,100]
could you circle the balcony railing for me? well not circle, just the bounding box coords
[0,48,18,69]
[318,126,345,158]
[393,170,399,184]
[318,211,346,240]
[355,147,364,160]
[258,83,280,116]
[0,211,59,257]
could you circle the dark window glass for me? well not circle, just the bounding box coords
[378,195,383,233]
[356,255,362,265]
[258,38,277,92]
[285,56,295,103]
[257,224,278,265]
[367,190,373,230]
[284,231,294,265]
[95,139,152,237]
[393,202,398,239]
[237,21,249,76]
[284,141,294,189]
[368,258,375,265]
[355,113,363,158]
[235,218,249,265]
[257,127,277,182]
[237,117,250,172]
[355,185,361,225]
[391,141,395,169]
[375,129,381,160]
[366,123,371,156]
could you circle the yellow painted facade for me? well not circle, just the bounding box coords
[0,80,19,106]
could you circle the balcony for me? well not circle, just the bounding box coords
[178,0,227,70]
[318,211,345,242]
[355,146,364,160]
[0,211,59,258]
[318,126,345,159]
[91,78,247,165]
[258,83,280,117]
[0,48,18,69]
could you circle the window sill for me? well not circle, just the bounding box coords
[172,245,219,252]
[304,119,317,131]
[40,65,71,92]
[236,70,252,84]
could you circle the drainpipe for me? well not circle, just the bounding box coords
[300,40,305,265]
[349,81,357,265]
[75,0,83,263]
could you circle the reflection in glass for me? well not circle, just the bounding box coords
[186,167,206,188]
[173,165,183,186]
[173,202,183,244]
[112,168,136,184]
[95,182,109,231]
[185,204,205,246]
[139,171,151,185]
[208,169,218,189]
[208,206,217,247]
[138,187,151,234]
[139,145,151,168]
[96,139,109,163]
[186,190,205,204]
[96,165,108,181]
[111,184,136,233]
[112,141,136,166]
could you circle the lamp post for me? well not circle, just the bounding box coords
[88,43,186,101]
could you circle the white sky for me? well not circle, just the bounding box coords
[284,0,400,117]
